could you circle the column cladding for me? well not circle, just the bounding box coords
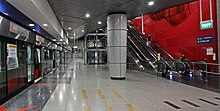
[107,14,127,79]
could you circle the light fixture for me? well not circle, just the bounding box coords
[53,39,56,41]
[43,24,48,26]
[85,13,90,18]
[82,30,84,32]
[98,21,102,25]
[68,27,72,30]
[70,37,74,39]
[33,29,36,31]
[29,24,35,27]
[60,39,63,41]
[148,1,154,6]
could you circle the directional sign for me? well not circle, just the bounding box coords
[197,35,214,44]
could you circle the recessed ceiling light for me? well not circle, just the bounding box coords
[43,24,48,26]
[85,13,90,18]
[60,39,63,41]
[68,27,72,30]
[148,1,154,6]
[82,30,84,32]
[70,37,74,39]
[98,21,102,25]
[63,42,66,44]
[29,24,35,27]
[53,39,56,41]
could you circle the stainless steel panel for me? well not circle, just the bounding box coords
[0,16,10,37]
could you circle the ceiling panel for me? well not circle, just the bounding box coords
[48,0,197,39]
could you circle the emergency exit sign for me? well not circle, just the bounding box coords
[200,20,213,30]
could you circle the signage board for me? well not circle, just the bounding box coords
[206,47,213,55]
[10,22,29,38]
[197,35,214,44]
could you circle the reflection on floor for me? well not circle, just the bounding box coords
[166,71,220,93]
[1,57,220,111]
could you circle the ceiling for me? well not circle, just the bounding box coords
[48,0,196,39]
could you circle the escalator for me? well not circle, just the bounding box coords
[127,36,156,72]
[127,22,190,76]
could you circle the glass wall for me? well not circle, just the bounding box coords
[0,38,6,99]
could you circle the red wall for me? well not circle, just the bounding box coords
[131,0,218,63]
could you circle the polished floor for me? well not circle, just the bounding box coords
[1,57,220,111]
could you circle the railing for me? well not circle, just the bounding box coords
[190,61,220,81]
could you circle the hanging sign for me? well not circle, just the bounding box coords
[7,44,19,70]
[200,20,213,30]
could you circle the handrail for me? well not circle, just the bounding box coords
[128,36,150,61]
[127,41,156,69]
[128,23,174,70]
[150,41,176,60]
[128,26,157,60]
[128,21,175,61]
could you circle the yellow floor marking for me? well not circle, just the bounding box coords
[106,104,113,111]
[84,105,91,111]
[126,104,137,111]
[110,87,123,99]
[82,90,88,100]
[107,84,123,99]
[97,89,105,99]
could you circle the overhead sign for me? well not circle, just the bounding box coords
[36,35,45,43]
[10,22,29,38]
[197,35,214,44]
[200,20,213,30]
[7,44,18,70]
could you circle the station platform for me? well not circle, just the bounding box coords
[1,57,220,111]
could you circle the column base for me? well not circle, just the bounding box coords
[110,77,126,80]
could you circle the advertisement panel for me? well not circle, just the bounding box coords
[7,44,18,70]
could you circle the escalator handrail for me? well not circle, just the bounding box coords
[128,36,150,61]
[128,27,157,60]
[128,26,172,68]
[129,21,176,61]
[128,41,155,64]
[128,39,156,69]
[128,24,174,69]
